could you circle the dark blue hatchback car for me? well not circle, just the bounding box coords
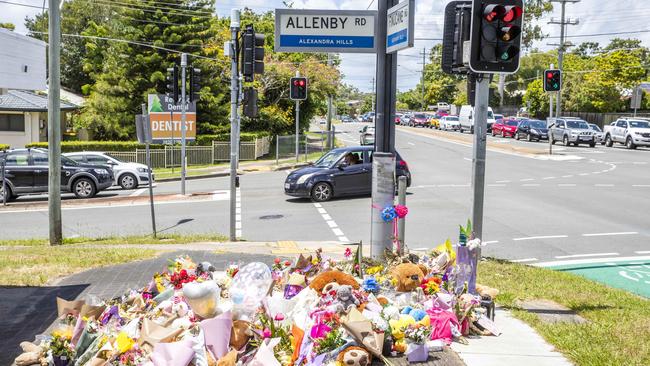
[284,146,411,202]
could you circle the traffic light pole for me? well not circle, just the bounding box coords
[371,0,398,259]
[326,54,333,150]
[471,74,489,274]
[180,53,188,195]
[48,0,62,246]
[295,70,300,162]
[229,10,240,241]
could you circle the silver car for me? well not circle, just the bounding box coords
[550,118,596,147]
[359,126,375,145]
[64,152,154,189]
[589,123,604,145]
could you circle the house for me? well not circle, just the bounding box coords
[0,90,79,148]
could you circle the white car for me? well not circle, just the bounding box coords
[64,152,154,189]
[603,118,650,149]
[440,115,460,131]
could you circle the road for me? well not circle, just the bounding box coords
[2,122,650,267]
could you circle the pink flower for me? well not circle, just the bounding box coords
[344,248,352,258]
[274,313,285,321]
[310,322,332,339]
[263,328,271,338]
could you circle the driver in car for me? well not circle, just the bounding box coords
[344,153,360,165]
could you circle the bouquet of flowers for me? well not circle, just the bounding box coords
[168,269,197,290]
[420,277,443,295]
[50,328,75,366]
[403,324,431,362]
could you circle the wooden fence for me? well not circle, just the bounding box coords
[106,136,271,168]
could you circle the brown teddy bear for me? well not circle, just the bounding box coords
[230,320,251,351]
[308,270,359,293]
[391,263,426,292]
[336,346,372,366]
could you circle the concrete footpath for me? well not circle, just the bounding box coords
[2,241,573,366]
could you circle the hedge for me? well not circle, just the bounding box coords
[0,144,9,151]
[196,131,271,145]
[25,141,166,152]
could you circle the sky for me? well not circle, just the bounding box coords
[3,0,650,92]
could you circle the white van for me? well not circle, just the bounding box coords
[458,105,496,133]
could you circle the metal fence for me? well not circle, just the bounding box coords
[275,131,335,164]
[106,136,271,168]
[561,111,650,127]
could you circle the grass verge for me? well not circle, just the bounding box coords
[0,233,229,247]
[479,259,650,366]
[0,246,159,286]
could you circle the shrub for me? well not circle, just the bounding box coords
[25,141,165,152]
[196,131,271,145]
[0,144,9,151]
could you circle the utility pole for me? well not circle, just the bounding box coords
[421,47,426,110]
[48,0,62,245]
[371,0,398,259]
[471,75,489,244]
[326,54,333,149]
[549,0,580,118]
[295,70,301,161]
[142,103,157,237]
[498,74,505,107]
[180,53,187,195]
[371,77,376,113]
[229,10,240,241]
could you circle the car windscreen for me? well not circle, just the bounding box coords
[445,116,459,121]
[506,120,519,126]
[566,120,589,129]
[629,120,650,128]
[414,114,426,119]
[314,151,345,168]
[488,111,494,119]
[529,120,546,128]
[589,124,602,132]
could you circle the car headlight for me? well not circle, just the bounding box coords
[296,173,315,185]
[93,168,109,175]
[531,129,539,134]
[137,167,147,173]
[571,132,578,136]
[635,131,642,135]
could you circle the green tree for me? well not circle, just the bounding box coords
[521,1,554,49]
[522,79,548,118]
[0,23,15,31]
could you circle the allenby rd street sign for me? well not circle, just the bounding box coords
[386,0,414,54]
[274,9,377,53]
[147,94,197,144]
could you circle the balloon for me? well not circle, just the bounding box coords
[394,204,408,219]
[183,281,220,319]
[229,262,273,320]
[381,206,397,222]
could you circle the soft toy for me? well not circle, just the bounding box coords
[476,284,499,300]
[230,320,251,351]
[336,346,372,366]
[401,306,427,322]
[13,341,44,366]
[334,285,360,314]
[391,263,426,292]
[308,270,359,293]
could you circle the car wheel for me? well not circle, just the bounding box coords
[527,134,532,142]
[311,182,332,202]
[119,173,138,190]
[501,130,506,138]
[589,142,596,148]
[73,177,97,199]
[626,136,637,149]
[0,183,14,202]
[563,135,570,146]
[551,135,556,145]
[605,135,613,147]
[491,129,496,136]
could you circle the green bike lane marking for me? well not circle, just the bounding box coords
[535,256,650,298]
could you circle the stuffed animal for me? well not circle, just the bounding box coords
[13,342,43,366]
[476,284,499,300]
[391,263,426,292]
[334,285,360,314]
[308,270,359,293]
[230,320,252,351]
[196,262,216,278]
[336,346,372,366]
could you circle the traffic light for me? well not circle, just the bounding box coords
[166,65,179,102]
[241,25,265,82]
[189,67,201,102]
[290,77,307,100]
[469,1,524,74]
[544,69,561,92]
[243,87,258,118]
[441,1,472,75]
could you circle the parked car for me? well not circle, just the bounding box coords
[0,148,114,201]
[588,123,604,145]
[64,152,154,190]
[429,112,448,129]
[409,113,429,127]
[359,126,375,145]
[550,117,596,147]
[395,113,404,125]
[491,118,520,138]
[436,102,450,111]
[401,113,413,126]
[363,112,375,122]
[341,116,354,123]
[458,105,496,133]
[440,116,460,131]
[515,119,549,141]
[603,118,650,149]
[284,146,411,202]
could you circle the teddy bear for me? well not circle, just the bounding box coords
[333,285,360,314]
[336,346,372,366]
[391,263,426,292]
[308,270,359,293]
[230,320,252,351]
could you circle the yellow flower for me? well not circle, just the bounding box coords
[312,257,319,265]
[366,265,384,275]
[116,332,135,354]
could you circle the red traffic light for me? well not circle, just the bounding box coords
[502,6,523,22]
[547,72,554,78]
[483,5,505,22]
[299,80,305,86]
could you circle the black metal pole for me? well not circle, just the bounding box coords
[374,0,398,153]
[1,155,6,206]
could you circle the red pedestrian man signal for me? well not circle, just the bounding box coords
[290,77,308,100]
[544,69,561,92]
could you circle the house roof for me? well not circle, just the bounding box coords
[0,89,79,112]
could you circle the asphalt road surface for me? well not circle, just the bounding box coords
[2,122,649,267]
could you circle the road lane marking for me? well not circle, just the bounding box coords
[554,252,619,259]
[513,235,568,241]
[635,251,650,254]
[130,188,146,197]
[632,184,650,187]
[522,183,540,187]
[633,162,647,165]
[578,173,589,176]
[520,178,534,182]
[483,240,499,244]
[542,176,556,180]
[582,232,638,237]
[212,190,229,201]
[533,255,650,268]
[236,187,242,238]
[511,258,538,263]
[408,142,416,146]
[487,184,506,187]
[496,180,510,183]
[594,184,614,187]
[558,183,576,187]
[312,202,349,242]
[463,157,472,161]
[562,175,573,178]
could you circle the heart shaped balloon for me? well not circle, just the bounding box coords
[182,281,221,319]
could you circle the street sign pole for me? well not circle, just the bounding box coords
[180,53,187,195]
[471,74,489,251]
[141,104,157,238]
[371,0,399,259]
[48,0,62,246]
[326,54,333,150]
[229,10,240,241]
[295,70,300,162]
[549,64,555,155]
[1,155,6,206]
